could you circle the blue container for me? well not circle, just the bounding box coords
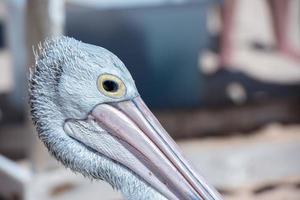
[66,1,213,109]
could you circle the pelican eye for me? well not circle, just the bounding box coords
[103,80,118,92]
[97,74,126,98]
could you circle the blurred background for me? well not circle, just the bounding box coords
[0,0,300,199]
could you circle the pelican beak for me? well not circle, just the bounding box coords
[86,96,223,200]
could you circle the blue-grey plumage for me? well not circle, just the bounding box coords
[29,36,223,200]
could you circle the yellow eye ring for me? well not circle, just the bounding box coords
[97,74,126,98]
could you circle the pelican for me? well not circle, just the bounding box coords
[29,36,223,200]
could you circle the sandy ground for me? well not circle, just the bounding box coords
[23,123,300,200]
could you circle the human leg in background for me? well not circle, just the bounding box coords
[268,0,300,61]
[219,0,236,67]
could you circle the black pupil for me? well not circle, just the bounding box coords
[102,80,119,92]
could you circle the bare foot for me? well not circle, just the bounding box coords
[229,47,300,84]
[280,45,300,62]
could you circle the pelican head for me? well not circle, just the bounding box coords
[29,36,222,200]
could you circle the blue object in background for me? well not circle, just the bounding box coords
[66,2,212,109]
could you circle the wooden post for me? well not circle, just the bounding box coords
[26,0,65,51]
[26,0,65,172]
